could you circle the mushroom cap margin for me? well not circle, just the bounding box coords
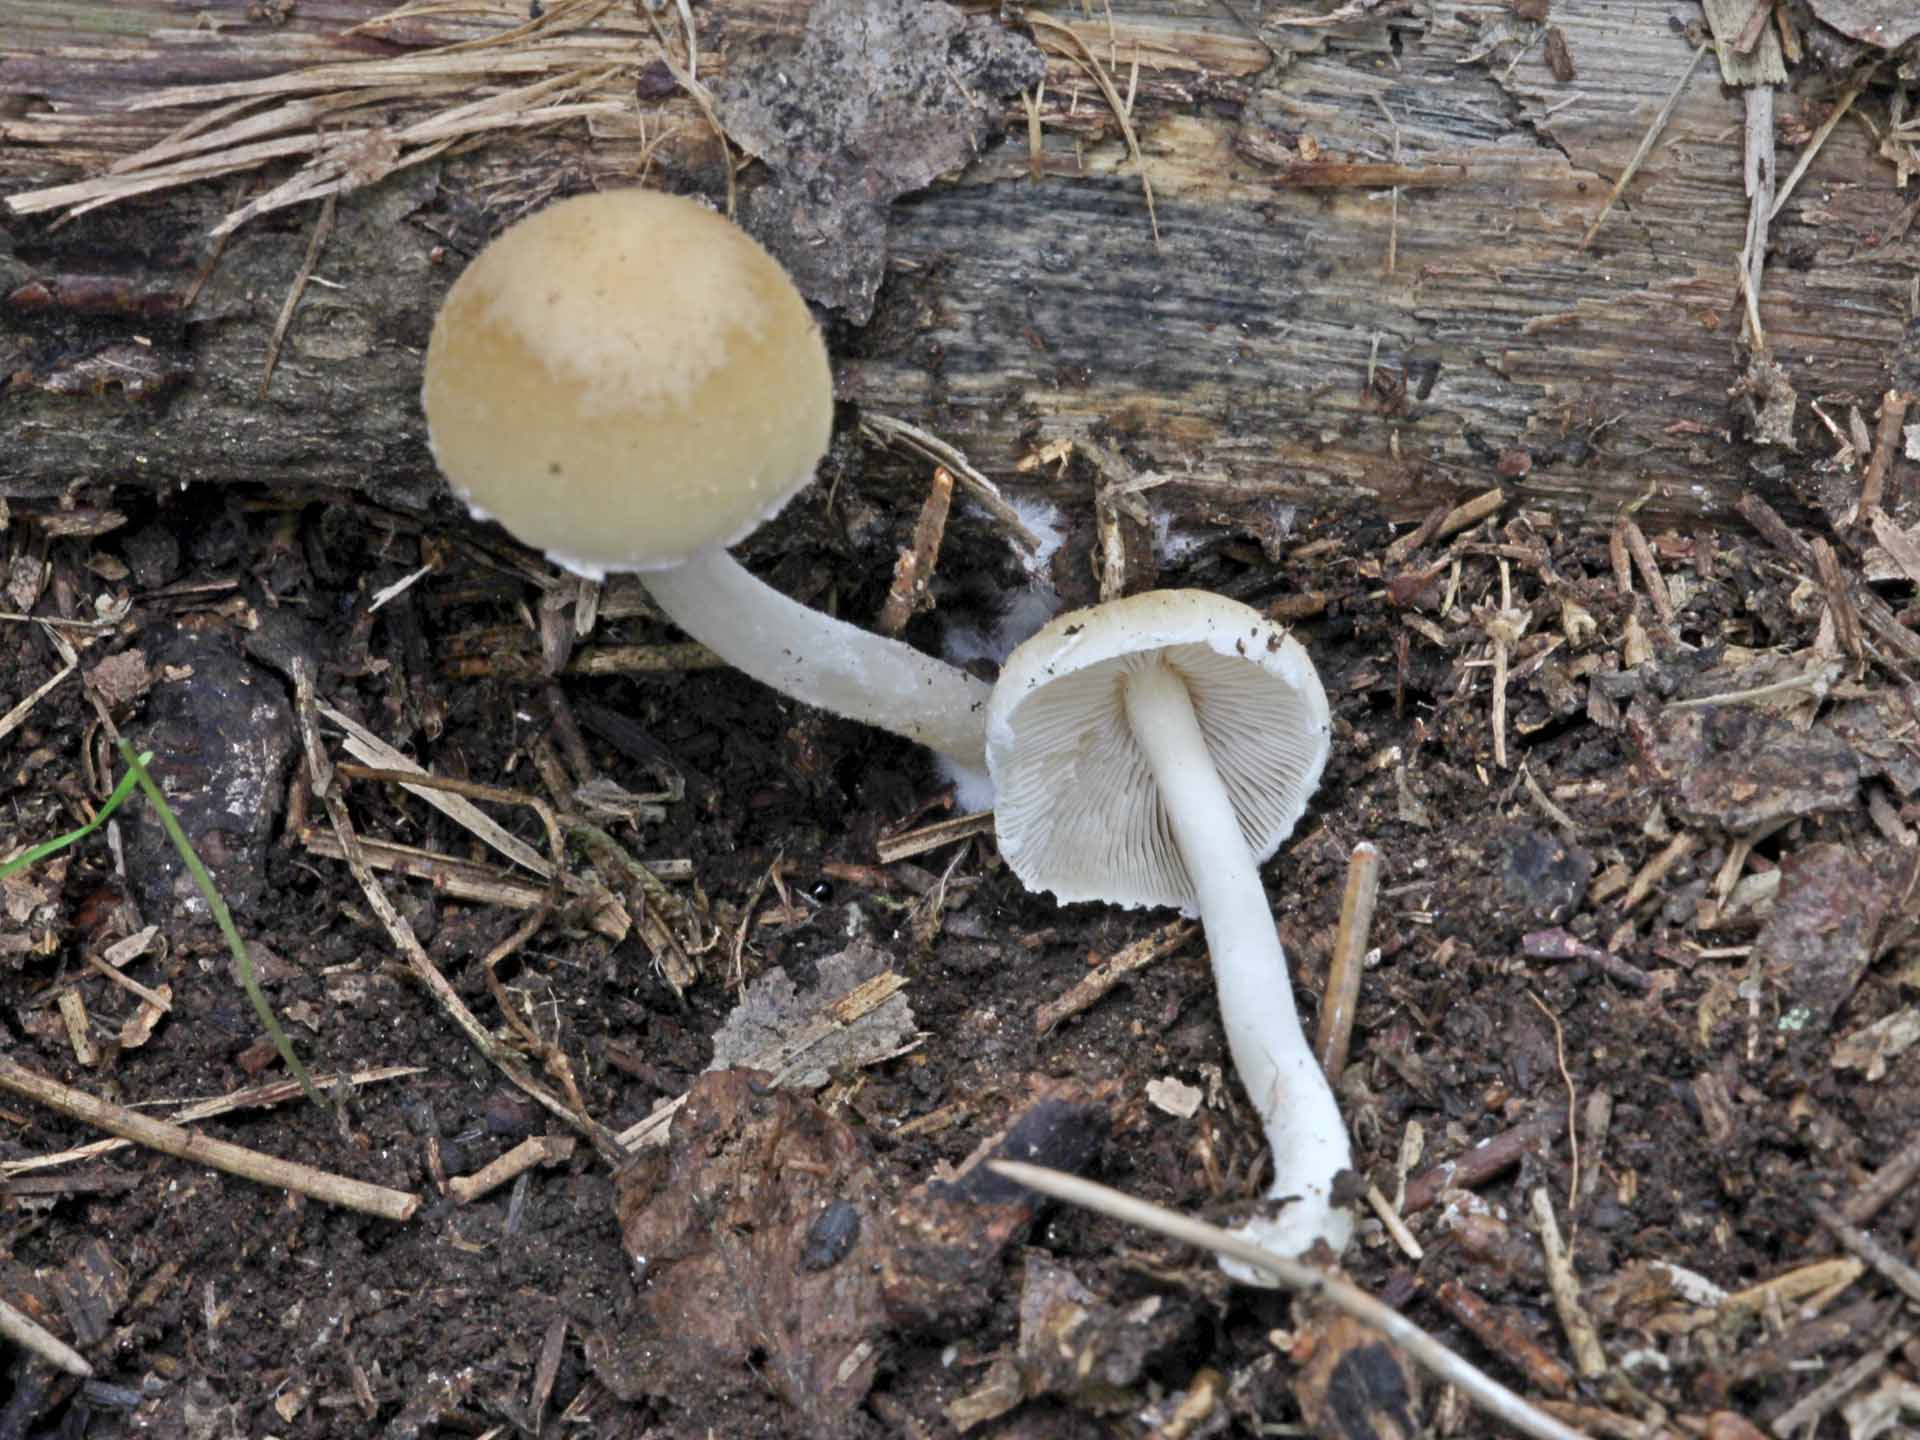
[985,589,1332,912]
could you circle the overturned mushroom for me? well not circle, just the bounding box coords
[422,188,992,796]
[987,590,1350,1274]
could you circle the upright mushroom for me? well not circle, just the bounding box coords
[422,188,992,795]
[987,589,1351,1274]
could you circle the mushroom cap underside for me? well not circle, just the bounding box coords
[987,590,1331,911]
[422,188,834,577]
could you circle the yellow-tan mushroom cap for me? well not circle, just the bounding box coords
[422,189,834,577]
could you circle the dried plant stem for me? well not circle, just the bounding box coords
[875,810,995,865]
[1740,493,1920,667]
[858,412,1043,552]
[0,1296,91,1378]
[1036,919,1199,1034]
[988,1160,1592,1440]
[1582,42,1709,249]
[1027,13,1160,246]
[319,788,619,1158]
[1769,64,1876,221]
[260,192,335,399]
[1530,1186,1607,1379]
[0,1067,423,1178]
[1402,1111,1560,1215]
[0,1056,418,1222]
[1842,1129,1920,1224]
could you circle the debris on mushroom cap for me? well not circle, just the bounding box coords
[987,590,1331,913]
[421,189,834,578]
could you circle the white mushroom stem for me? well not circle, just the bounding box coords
[641,546,993,792]
[1122,655,1353,1272]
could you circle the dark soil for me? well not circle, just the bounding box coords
[0,470,1915,1439]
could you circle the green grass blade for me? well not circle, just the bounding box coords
[114,741,325,1110]
[0,755,151,881]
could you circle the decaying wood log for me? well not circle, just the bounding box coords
[2,0,1916,544]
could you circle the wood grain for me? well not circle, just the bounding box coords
[3,0,1913,537]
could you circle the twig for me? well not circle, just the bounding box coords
[0,1067,422,1177]
[1521,929,1654,992]
[0,1056,418,1221]
[1521,766,1581,837]
[563,817,699,995]
[875,810,994,865]
[1264,0,1400,29]
[1036,920,1199,1034]
[876,467,956,637]
[1810,1197,1920,1307]
[1430,1279,1574,1398]
[1620,832,1697,912]
[1403,1111,1560,1216]
[1530,1186,1607,1379]
[1022,82,1046,180]
[332,753,566,884]
[1384,503,1449,566]
[1768,1322,1912,1438]
[1619,518,1673,629]
[1315,842,1380,1078]
[728,851,780,990]
[1484,559,1522,769]
[448,1134,576,1203]
[0,1296,92,1378]
[988,1160,1593,1440]
[1841,1129,1920,1224]
[83,951,169,1012]
[1438,486,1507,541]
[299,830,559,914]
[1811,537,1864,665]
[1719,1256,1863,1320]
[0,657,77,751]
[1364,1183,1424,1259]
[1733,0,1771,53]
[319,783,619,1156]
[1582,42,1710,250]
[1607,521,1633,598]
[1856,388,1912,519]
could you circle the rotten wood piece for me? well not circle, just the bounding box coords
[3,0,1912,543]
